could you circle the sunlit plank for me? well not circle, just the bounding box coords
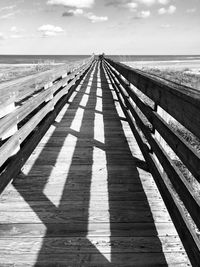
[21,125,56,175]
[43,134,77,207]
[87,146,111,262]
[95,96,103,112]
[70,107,84,132]
[55,103,70,123]
[94,112,105,144]
[80,94,89,107]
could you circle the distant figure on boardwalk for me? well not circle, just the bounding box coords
[99,53,105,61]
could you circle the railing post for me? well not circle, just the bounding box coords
[0,92,20,156]
[44,82,54,111]
[154,105,176,161]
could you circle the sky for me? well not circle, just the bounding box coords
[0,0,199,55]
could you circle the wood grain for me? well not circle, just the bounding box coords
[104,59,194,266]
[0,60,190,266]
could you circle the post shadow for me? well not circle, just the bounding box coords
[99,61,168,265]
[11,60,168,266]
[12,60,110,266]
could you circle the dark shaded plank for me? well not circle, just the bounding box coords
[0,222,177,237]
[0,252,190,267]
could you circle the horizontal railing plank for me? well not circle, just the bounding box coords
[0,56,92,105]
[104,60,200,182]
[0,60,92,194]
[0,56,94,184]
[104,59,200,266]
[105,58,200,141]
[105,60,200,228]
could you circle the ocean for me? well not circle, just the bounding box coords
[107,55,200,62]
[0,55,90,64]
[0,54,200,64]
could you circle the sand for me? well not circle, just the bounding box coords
[123,59,200,73]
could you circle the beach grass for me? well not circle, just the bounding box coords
[0,61,58,83]
[125,61,200,195]
[140,67,200,90]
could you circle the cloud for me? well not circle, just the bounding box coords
[186,8,196,13]
[38,24,64,37]
[47,0,94,8]
[86,13,108,23]
[137,0,171,5]
[158,7,166,14]
[62,8,83,16]
[136,0,156,5]
[106,0,171,8]
[0,11,18,19]
[10,34,23,38]
[161,24,171,28]
[134,10,151,18]
[11,26,18,32]
[0,5,16,12]
[61,7,107,23]
[62,11,73,16]
[105,0,125,7]
[106,0,138,10]
[158,0,170,4]
[168,5,176,14]
[125,2,138,10]
[158,5,176,14]
[10,26,24,33]
[0,32,5,40]
[10,27,25,37]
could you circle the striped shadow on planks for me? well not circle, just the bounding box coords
[0,60,190,266]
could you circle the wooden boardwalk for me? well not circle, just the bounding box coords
[0,61,190,266]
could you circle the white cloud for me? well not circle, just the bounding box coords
[10,34,23,38]
[158,7,166,14]
[0,32,5,39]
[158,5,176,14]
[158,0,170,5]
[0,12,17,19]
[186,8,196,13]
[106,0,170,8]
[168,5,176,14]
[161,24,171,28]
[10,26,25,33]
[86,13,108,23]
[11,26,18,32]
[70,8,83,15]
[136,0,156,6]
[62,8,83,16]
[38,24,64,37]
[47,0,94,8]
[0,5,16,12]
[135,10,151,18]
[125,2,138,10]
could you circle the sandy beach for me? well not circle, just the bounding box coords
[123,59,200,73]
[0,63,61,83]
[123,59,200,90]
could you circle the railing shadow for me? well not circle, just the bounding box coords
[11,60,168,266]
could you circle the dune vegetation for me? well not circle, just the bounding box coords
[137,67,200,194]
[141,67,200,90]
[0,61,57,83]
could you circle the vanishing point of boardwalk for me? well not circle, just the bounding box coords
[0,61,190,266]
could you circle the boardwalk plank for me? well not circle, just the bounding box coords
[0,60,190,266]
[0,253,190,267]
[0,222,177,237]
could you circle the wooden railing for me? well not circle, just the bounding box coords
[103,57,200,266]
[0,55,95,193]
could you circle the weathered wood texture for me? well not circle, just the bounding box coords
[105,58,200,141]
[104,58,197,266]
[0,56,94,193]
[0,60,190,266]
